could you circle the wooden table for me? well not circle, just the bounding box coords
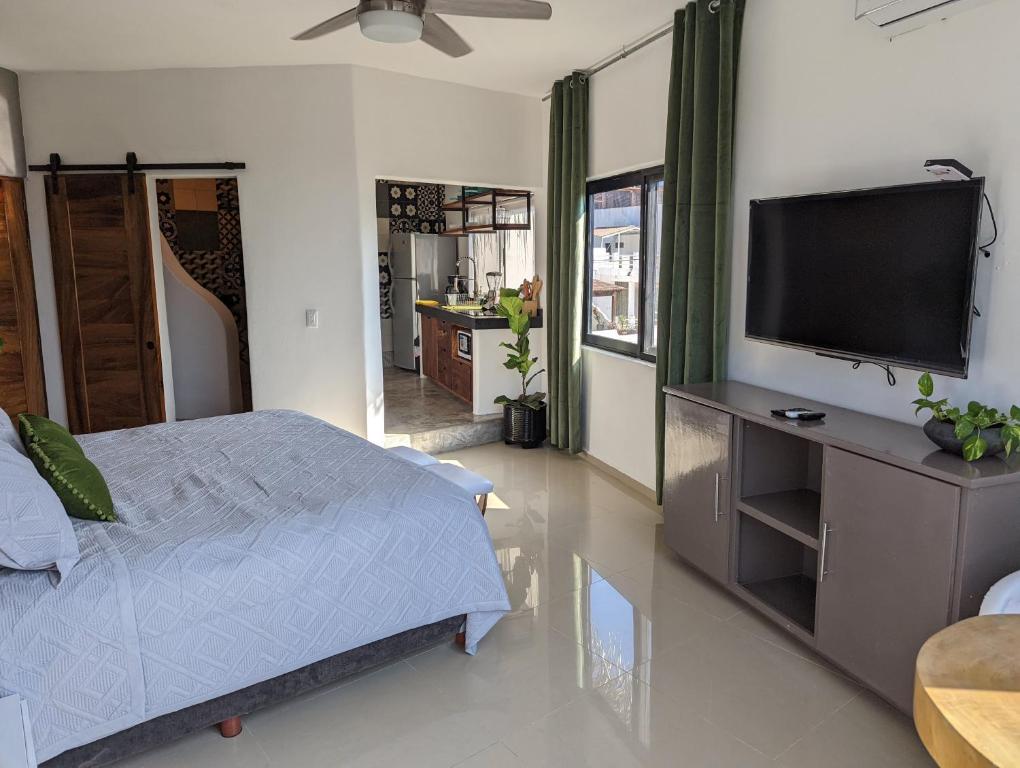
[915,615,1020,767]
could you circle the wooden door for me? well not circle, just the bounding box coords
[0,177,47,418]
[662,396,733,584]
[816,447,959,712]
[45,174,164,434]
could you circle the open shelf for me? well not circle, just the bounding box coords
[741,575,817,635]
[737,512,817,635]
[441,186,533,237]
[738,489,820,549]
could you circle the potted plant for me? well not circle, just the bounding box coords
[494,289,547,449]
[912,372,1020,461]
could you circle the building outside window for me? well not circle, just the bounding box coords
[584,166,664,361]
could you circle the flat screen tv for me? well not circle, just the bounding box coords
[746,179,985,378]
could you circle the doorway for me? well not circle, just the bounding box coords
[155,177,251,419]
[376,178,536,453]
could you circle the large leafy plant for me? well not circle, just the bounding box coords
[494,290,546,411]
[913,372,1020,461]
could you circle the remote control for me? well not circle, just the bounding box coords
[771,407,826,421]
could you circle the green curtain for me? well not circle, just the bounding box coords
[546,72,588,453]
[655,0,745,502]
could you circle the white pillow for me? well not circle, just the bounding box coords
[0,409,25,456]
[0,441,80,581]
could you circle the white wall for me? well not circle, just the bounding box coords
[17,64,544,438]
[19,66,365,431]
[348,65,543,443]
[574,0,1020,491]
[579,37,672,490]
[729,0,1019,420]
[0,67,25,177]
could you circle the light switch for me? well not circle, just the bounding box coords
[305,309,319,328]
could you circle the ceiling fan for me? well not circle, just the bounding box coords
[292,0,553,58]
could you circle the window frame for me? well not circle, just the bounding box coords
[582,165,665,363]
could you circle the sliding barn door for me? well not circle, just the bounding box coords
[45,174,165,434]
[0,177,48,418]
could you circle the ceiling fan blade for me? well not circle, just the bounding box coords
[426,0,551,19]
[292,8,359,41]
[420,14,473,57]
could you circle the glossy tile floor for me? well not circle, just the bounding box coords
[114,444,934,767]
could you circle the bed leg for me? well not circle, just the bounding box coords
[455,631,466,647]
[218,716,243,738]
[477,494,488,515]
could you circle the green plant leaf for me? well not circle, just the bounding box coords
[967,401,984,417]
[918,372,934,398]
[1012,405,1020,422]
[962,434,988,462]
[494,395,514,405]
[954,419,976,440]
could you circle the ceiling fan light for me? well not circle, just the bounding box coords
[358,9,424,43]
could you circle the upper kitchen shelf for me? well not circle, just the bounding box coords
[442,186,532,236]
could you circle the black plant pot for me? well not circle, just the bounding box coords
[923,417,1005,458]
[503,402,547,449]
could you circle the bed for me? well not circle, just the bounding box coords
[0,410,510,767]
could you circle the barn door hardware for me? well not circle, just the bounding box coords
[30,153,247,195]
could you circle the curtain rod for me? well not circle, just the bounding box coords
[540,19,675,103]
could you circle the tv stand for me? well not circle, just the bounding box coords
[663,381,1020,713]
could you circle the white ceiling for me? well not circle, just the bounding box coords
[0,0,681,96]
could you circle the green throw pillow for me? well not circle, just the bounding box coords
[18,413,84,454]
[18,414,116,522]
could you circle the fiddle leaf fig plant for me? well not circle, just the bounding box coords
[913,372,1020,461]
[494,291,546,411]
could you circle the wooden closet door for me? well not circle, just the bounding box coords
[45,174,164,434]
[0,177,48,417]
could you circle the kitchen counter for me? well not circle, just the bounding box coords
[415,303,543,330]
[417,303,546,417]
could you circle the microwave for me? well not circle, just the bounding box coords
[455,329,472,361]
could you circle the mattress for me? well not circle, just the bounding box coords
[0,410,510,763]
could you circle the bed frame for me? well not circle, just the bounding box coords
[40,616,464,768]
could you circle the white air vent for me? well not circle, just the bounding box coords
[855,0,999,37]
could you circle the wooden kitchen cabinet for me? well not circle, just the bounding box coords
[421,315,439,380]
[418,312,472,406]
[662,395,733,584]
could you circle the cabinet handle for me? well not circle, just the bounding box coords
[819,521,832,582]
[714,473,728,522]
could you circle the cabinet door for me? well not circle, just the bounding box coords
[817,448,959,712]
[436,321,451,388]
[450,360,472,404]
[421,316,438,380]
[662,396,733,584]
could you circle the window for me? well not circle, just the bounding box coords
[584,166,664,361]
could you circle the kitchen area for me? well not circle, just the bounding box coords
[377,180,543,452]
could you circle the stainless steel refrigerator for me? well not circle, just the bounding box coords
[390,233,459,371]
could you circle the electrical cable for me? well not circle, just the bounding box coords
[851,360,897,387]
[980,192,998,258]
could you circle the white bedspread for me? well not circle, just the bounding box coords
[0,410,509,763]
